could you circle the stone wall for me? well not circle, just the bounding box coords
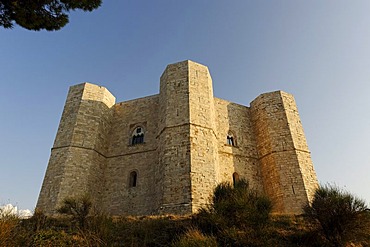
[157,61,193,214]
[37,60,318,216]
[103,95,160,215]
[214,98,263,193]
[250,91,318,214]
[37,83,115,214]
[188,61,219,212]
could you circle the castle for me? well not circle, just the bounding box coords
[37,60,318,215]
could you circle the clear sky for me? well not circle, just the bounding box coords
[1,1,369,211]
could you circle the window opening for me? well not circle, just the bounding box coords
[233,172,240,187]
[227,135,234,146]
[227,131,236,146]
[129,171,137,187]
[292,185,296,195]
[132,127,144,145]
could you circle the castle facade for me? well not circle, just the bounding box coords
[37,60,318,215]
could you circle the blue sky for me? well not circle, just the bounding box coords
[1,1,369,211]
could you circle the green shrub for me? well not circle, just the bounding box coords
[194,179,273,246]
[303,184,370,247]
[197,179,272,231]
[57,194,92,230]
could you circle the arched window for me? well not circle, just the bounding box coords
[131,127,144,145]
[129,171,137,187]
[227,131,236,146]
[232,172,239,187]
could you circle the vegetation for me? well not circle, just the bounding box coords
[303,184,370,247]
[208,179,272,229]
[172,228,217,247]
[57,194,92,230]
[0,0,102,31]
[194,179,274,246]
[0,182,369,246]
[0,206,19,247]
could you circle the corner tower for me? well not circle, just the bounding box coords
[157,60,219,214]
[251,91,318,214]
[37,83,115,214]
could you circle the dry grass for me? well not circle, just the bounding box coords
[0,215,19,246]
[0,209,370,247]
[172,227,217,247]
[0,213,368,246]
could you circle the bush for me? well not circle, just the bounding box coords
[303,184,370,247]
[194,179,273,246]
[57,194,92,230]
[0,212,19,246]
[197,179,272,230]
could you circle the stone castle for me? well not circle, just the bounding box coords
[37,60,318,215]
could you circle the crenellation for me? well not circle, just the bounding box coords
[37,60,318,216]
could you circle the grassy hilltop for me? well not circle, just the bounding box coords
[1,181,369,246]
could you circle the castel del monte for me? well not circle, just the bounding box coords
[37,60,318,216]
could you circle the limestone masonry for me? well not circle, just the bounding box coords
[37,60,318,215]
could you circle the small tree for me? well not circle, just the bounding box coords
[57,194,92,230]
[304,184,370,247]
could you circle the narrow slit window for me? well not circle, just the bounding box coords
[129,171,137,187]
[233,172,240,187]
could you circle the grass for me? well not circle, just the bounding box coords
[1,183,369,246]
[0,212,368,246]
